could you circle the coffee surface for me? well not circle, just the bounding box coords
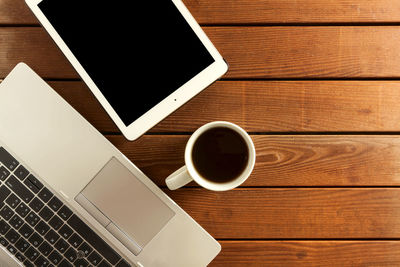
[191,127,249,183]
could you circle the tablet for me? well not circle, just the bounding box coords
[25,0,228,140]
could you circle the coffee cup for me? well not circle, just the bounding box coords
[166,121,256,191]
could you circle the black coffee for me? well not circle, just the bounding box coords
[191,127,249,183]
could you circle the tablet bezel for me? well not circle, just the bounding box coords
[25,0,228,140]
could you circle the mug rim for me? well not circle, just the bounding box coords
[184,121,256,191]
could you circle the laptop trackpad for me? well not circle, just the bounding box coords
[80,157,175,249]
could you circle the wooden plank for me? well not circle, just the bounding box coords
[0,28,77,79]
[213,241,400,266]
[208,26,400,79]
[166,188,400,239]
[184,0,400,24]
[0,0,37,25]
[47,80,400,133]
[155,80,400,132]
[107,135,400,187]
[2,27,400,79]
[4,0,400,25]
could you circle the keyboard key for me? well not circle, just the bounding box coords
[0,219,10,234]
[59,224,73,239]
[23,259,34,267]
[5,228,20,243]
[55,238,69,253]
[74,258,89,267]
[65,247,77,262]
[6,193,21,209]
[14,251,26,262]
[5,175,34,203]
[9,214,24,229]
[68,215,121,265]
[38,187,53,203]
[48,196,63,212]
[0,205,14,220]
[87,250,102,266]
[77,242,92,257]
[0,166,10,181]
[26,174,43,191]
[0,236,9,247]
[39,206,54,221]
[45,229,60,244]
[15,202,30,217]
[25,246,39,261]
[29,197,44,212]
[15,238,30,253]
[0,147,19,171]
[59,259,73,267]
[98,260,112,267]
[26,211,40,227]
[68,233,83,248]
[35,255,51,266]
[18,223,34,238]
[35,220,50,235]
[49,214,63,230]
[48,250,63,265]
[0,185,11,203]
[58,205,73,220]
[38,240,53,256]
[23,178,40,194]
[28,232,43,247]
[7,244,17,255]
[14,165,29,180]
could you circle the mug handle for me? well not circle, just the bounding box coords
[166,166,193,190]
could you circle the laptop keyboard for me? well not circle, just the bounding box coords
[0,147,131,267]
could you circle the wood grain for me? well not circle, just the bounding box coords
[167,188,400,239]
[2,27,400,79]
[154,80,400,132]
[0,28,76,79]
[184,0,400,24]
[0,0,37,25]
[107,135,400,187]
[213,241,400,266]
[4,0,400,25]
[46,80,400,133]
[208,26,400,78]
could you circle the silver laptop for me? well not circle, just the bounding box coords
[0,63,220,266]
[0,245,23,266]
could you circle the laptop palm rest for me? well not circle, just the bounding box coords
[75,157,175,255]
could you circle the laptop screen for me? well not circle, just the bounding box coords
[38,0,215,126]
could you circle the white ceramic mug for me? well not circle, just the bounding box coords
[166,121,256,191]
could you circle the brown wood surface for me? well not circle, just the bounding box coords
[167,188,400,239]
[184,0,400,24]
[4,0,400,25]
[2,0,400,266]
[213,241,400,266]
[107,135,400,187]
[0,0,36,25]
[3,27,400,79]
[42,80,400,133]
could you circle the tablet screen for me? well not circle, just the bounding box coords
[38,0,215,126]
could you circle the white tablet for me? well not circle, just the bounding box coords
[25,0,228,140]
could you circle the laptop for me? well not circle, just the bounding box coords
[0,245,23,266]
[0,63,220,266]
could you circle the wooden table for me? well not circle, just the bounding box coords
[2,0,400,266]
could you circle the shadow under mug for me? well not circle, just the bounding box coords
[165,121,256,191]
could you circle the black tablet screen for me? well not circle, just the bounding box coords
[39,0,215,125]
